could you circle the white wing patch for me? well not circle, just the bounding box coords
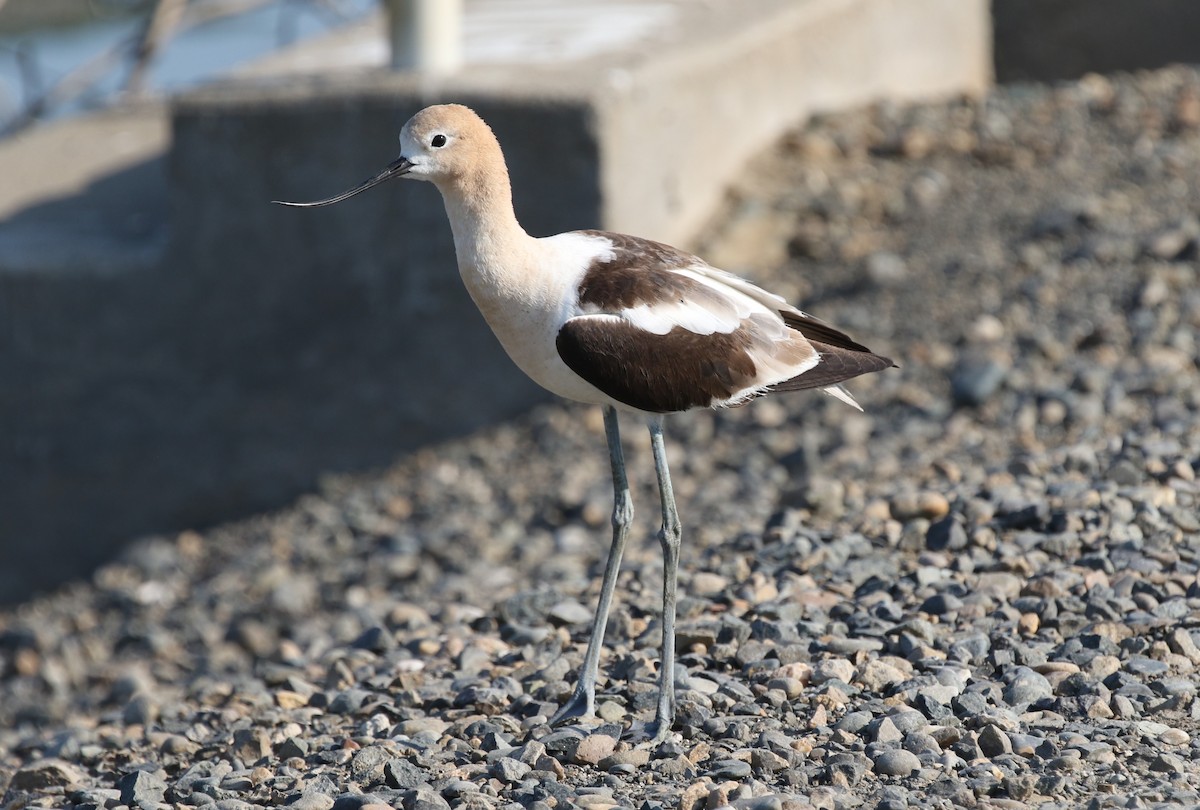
[621,299,741,336]
[609,262,791,338]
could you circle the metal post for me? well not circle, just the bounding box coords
[385,0,463,74]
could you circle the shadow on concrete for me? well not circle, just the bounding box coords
[994,0,1200,82]
[0,107,568,603]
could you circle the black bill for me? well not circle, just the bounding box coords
[273,156,414,208]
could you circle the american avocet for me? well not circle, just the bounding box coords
[278,104,893,741]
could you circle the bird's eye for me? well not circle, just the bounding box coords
[431,134,447,148]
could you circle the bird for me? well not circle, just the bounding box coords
[277,104,893,741]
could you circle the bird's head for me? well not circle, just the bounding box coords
[275,103,500,208]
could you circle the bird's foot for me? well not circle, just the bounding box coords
[647,714,675,745]
[624,717,677,748]
[548,688,594,726]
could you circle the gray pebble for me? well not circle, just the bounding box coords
[977,724,1012,758]
[289,796,335,810]
[491,757,532,782]
[1002,667,1053,706]
[11,759,87,790]
[707,758,753,779]
[118,770,167,807]
[951,358,1007,406]
[401,788,451,810]
[873,749,922,777]
[385,759,427,791]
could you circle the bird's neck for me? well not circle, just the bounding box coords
[437,166,532,292]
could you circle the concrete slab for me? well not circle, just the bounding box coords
[233,0,990,244]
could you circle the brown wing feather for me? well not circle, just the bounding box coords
[780,311,881,355]
[769,340,894,392]
[556,318,763,413]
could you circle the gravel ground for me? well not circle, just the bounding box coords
[4,66,1200,810]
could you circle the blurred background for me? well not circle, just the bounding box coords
[0,0,376,133]
[1,0,1198,605]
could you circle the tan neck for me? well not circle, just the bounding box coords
[437,162,530,287]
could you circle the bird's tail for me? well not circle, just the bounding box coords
[822,384,863,411]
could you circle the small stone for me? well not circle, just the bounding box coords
[548,600,593,625]
[1150,753,1186,774]
[891,492,950,521]
[123,693,159,726]
[856,660,906,691]
[276,690,310,709]
[118,770,167,807]
[968,314,1005,343]
[1018,613,1039,636]
[978,725,1012,758]
[160,734,198,757]
[11,759,86,790]
[384,758,426,790]
[1168,629,1200,664]
[231,728,273,763]
[290,795,335,810]
[352,625,395,652]
[490,757,531,782]
[1003,667,1052,706]
[597,700,626,722]
[951,358,1006,406]
[811,658,855,685]
[598,749,650,769]
[680,781,710,810]
[766,676,805,699]
[1125,657,1170,677]
[872,749,921,777]
[870,717,904,744]
[571,734,617,766]
[866,252,908,286]
[1161,729,1190,746]
[534,754,566,780]
[691,572,729,597]
[751,748,789,773]
[401,787,451,810]
[707,758,752,779]
[925,516,967,551]
[919,592,963,615]
[1106,459,1143,486]
[278,737,310,760]
[1146,226,1194,261]
[350,746,391,783]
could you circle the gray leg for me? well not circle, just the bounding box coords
[647,415,681,741]
[550,405,634,724]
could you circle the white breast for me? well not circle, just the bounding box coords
[458,231,625,407]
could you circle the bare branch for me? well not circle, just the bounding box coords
[1,0,365,137]
[2,34,135,137]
